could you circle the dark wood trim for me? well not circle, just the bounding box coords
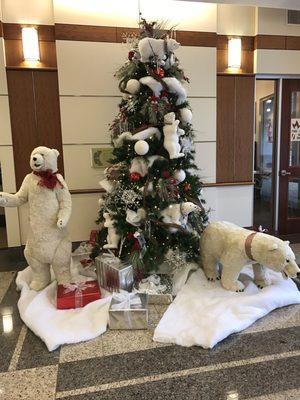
[70,189,105,194]
[6,66,57,71]
[176,31,216,47]
[55,23,117,42]
[286,36,300,51]
[55,23,217,47]
[216,75,255,183]
[254,34,300,51]
[217,72,255,77]
[254,35,286,50]
[204,181,254,187]
[7,70,64,189]
[2,23,55,41]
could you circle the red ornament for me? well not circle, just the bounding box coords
[130,172,141,182]
[160,90,169,98]
[130,239,140,254]
[127,232,134,239]
[128,50,135,60]
[162,170,171,179]
[184,183,191,191]
[149,95,158,103]
[154,67,165,77]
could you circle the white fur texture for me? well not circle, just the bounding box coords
[0,146,72,291]
[130,155,163,177]
[138,37,180,64]
[180,108,193,124]
[113,127,161,148]
[103,212,120,249]
[163,112,185,159]
[126,208,146,226]
[139,76,187,105]
[201,221,300,292]
[161,202,198,233]
[125,79,141,94]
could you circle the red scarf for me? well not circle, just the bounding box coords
[33,170,63,190]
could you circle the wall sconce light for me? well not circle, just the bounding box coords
[22,27,40,62]
[228,37,241,69]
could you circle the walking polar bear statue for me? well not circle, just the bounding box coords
[0,146,72,291]
[201,221,300,292]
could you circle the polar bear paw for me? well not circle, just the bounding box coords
[255,277,271,289]
[0,195,7,206]
[222,280,245,293]
[57,218,67,229]
[30,280,49,291]
[205,272,221,282]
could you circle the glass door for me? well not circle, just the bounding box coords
[254,80,277,231]
[279,80,300,234]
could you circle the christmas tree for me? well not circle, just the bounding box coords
[93,19,209,275]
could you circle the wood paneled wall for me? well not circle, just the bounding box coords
[6,70,64,189]
[217,74,254,183]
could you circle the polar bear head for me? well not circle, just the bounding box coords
[166,38,180,53]
[30,146,60,173]
[254,235,300,280]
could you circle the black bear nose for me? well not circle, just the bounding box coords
[33,157,37,161]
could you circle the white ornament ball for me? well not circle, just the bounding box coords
[134,140,149,155]
[180,108,193,124]
[174,169,186,183]
[126,79,141,95]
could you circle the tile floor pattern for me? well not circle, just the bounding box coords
[0,246,299,400]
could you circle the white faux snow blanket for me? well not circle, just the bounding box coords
[153,266,300,348]
[16,266,111,351]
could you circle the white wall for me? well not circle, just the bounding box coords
[0,37,21,246]
[217,4,256,36]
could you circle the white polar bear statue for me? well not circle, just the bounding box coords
[138,37,180,64]
[0,146,72,291]
[161,202,199,233]
[139,76,187,105]
[201,221,300,292]
[163,112,185,159]
[103,212,120,249]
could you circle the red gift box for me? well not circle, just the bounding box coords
[57,280,101,310]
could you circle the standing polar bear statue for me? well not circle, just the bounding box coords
[201,221,300,292]
[0,146,72,291]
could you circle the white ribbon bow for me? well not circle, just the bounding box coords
[111,291,142,310]
[63,281,92,294]
[137,274,167,295]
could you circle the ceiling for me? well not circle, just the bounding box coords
[180,0,300,10]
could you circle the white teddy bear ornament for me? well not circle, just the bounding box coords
[163,112,185,159]
[0,146,72,291]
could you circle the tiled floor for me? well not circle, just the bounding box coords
[0,246,299,400]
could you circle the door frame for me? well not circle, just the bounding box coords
[255,74,300,237]
[278,78,300,234]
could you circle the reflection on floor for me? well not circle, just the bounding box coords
[0,227,7,248]
[0,246,299,399]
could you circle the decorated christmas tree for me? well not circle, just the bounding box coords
[93,19,209,275]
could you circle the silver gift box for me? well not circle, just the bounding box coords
[95,254,134,292]
[147,293,173,305]
[109,293,148,330]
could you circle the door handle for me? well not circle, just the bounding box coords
[280,170,291,176]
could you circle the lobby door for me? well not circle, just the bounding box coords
[278,79,300,234]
